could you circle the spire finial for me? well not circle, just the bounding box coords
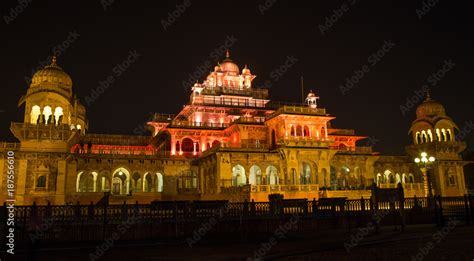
[226,49,230,59]
[51,55,57,65]
[426,90,431,101]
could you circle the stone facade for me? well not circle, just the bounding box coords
[0,54,469,205]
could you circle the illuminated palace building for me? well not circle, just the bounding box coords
[0,52,469,205]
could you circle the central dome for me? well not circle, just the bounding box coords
[219,50,239,74]
[416,93,446,118]
[30,56,72,89]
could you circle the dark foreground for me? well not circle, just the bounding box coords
[2,224,473,261]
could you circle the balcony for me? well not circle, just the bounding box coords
[250,185,319,193]
[168,121,230,129]
[10,122,77,141]
[379,183,424,190]
[266,104,327,118]
[200,86,269,99]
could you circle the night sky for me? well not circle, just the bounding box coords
[1,0,473,155]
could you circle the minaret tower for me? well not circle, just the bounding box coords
[406,92,467,196]
[12,56,87,152]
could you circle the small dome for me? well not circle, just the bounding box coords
[242,65,251,75]
[307,90,316,97]
[30,56,72,89]
[416,93,446,118]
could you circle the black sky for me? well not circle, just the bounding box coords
[1,0,473,155]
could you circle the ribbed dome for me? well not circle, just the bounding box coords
[416,94,446,118]
[30,56,72,89]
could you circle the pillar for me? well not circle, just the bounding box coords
[171,135,176,155]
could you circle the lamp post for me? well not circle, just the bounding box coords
[414,152,435,198]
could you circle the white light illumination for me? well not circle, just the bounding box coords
[414,158,420,163]
[429,156,435,162]
[421,152,427,157]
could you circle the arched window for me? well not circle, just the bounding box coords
[30,105,41,124]
[341,166,350,188]
[441,129,447,142]
[143,173,153,192]
[36,175,46,188]
[376,173,382,186]
[296,125,303,137]
[300,162,311,184]
[321,127,326,139]
[54,107,63,125]
[395,173,401,184]
[249,165,261,185]
[303,126,310,137]
[181,138,194,153]
[266,165,278,185]
[156,172,164,192]
[402,173,407,184]
[383,170,392,184]
[211,140,220,148]
[446,129,452,141]
[78,172,95,192]
[415,132,421,144]
[99,174,110,192]
[436,129,441,141]
[427,130,433,142]
[421,130,427,143]
[408,174,414,183]
[43,106,53,125]
[232,165,246,186]
[290,125,295,137]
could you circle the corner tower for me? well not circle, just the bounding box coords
[11,56,87,152]
[407,92,467,196]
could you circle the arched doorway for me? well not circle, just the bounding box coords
[112,168,130,195]
[249,165,261,185]
[157,172,164,192]
[232,165,246,186]
[300,162,311,184]
[266,165,278,185]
